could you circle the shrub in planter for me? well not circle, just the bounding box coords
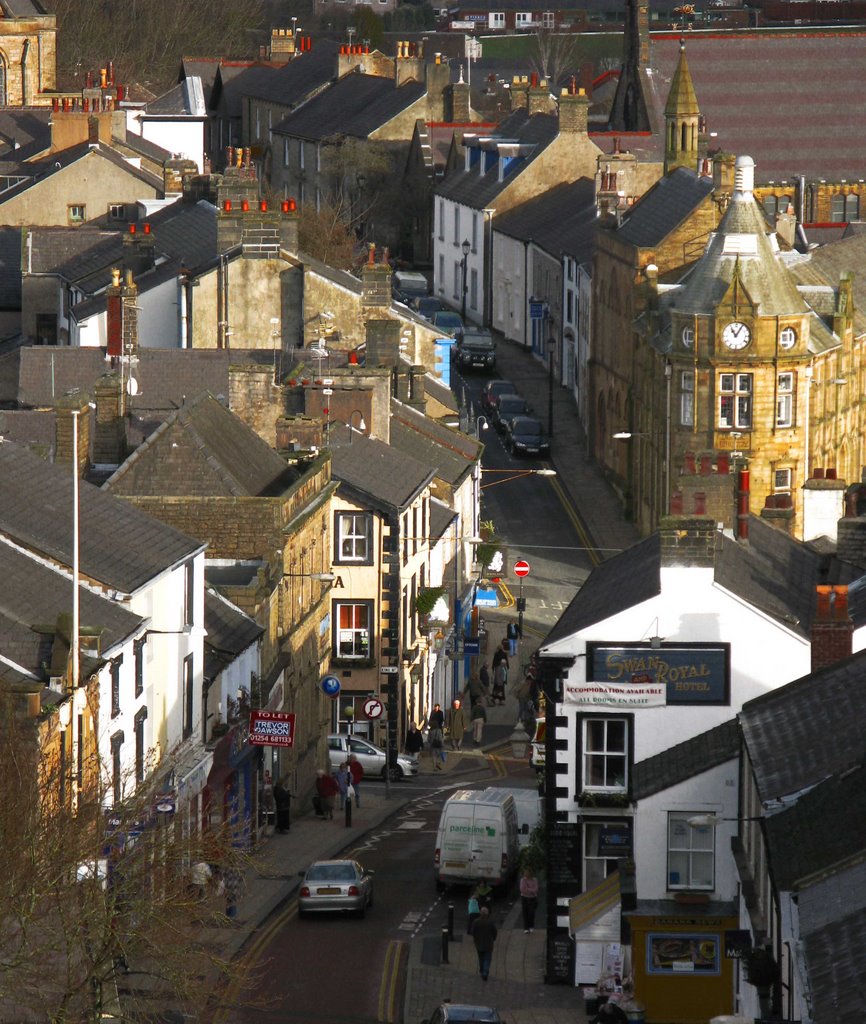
[742,947,778,989]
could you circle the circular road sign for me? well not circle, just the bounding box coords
[363,697,384,720]
[514,559,531,578]
[320,675,341,697]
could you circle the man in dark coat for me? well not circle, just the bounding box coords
[273,775,292,833]
[472,907,498,981]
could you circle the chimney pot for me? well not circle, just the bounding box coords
[260,199,268,211]
[100,67,107,88]
[117,84,125,101]
[827,468,838,480]
[129,223,136,234]
[143,222,151,235]
[288,198,297,211]
[813,467,825,479]
[224,199,232,211]
[281,200,289,213]
[241,199,250,212]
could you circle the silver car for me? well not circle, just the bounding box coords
[298,859,374,918]
[327,733,419,778]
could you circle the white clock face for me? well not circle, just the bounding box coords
[682,327,695,349]
[722,321,751,350]
[779,327,797,349]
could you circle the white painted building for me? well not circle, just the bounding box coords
[537,514,866,1017]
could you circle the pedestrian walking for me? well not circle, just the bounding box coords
[519,867,539,932]
[273,774,292,833]
[348,754,364,808]
[315,768,339,819]
[479,661,491,697]
[491,660,507,704]
[428,703,446,769]
[334,762,351,809]
[472,906,498,981]
[463,673,488,706]
[467,890,480,934]
[447,698,467,751]
[405,721,423,757]
[471,698,487,746]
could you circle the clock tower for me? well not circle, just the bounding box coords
[665,155,814,533]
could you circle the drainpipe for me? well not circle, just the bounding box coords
[523,237,530,349]
[20,39,29,106]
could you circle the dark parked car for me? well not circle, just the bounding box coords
[431,309,465,339]
[504,415,550,456]
[492,394,532,433]
[481,379,517,415]
[456,329,496,371]
[415,296,446,321]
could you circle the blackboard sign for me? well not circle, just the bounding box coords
[547,934,573,983]
[547,821,582,887]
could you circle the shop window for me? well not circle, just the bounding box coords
[667,811,714,890]
[718,373,752,429]
[647,933,720,974]
[334,512,372,563]
[334,601,372,659]
[582,717,628,791]
[110,656,123,718]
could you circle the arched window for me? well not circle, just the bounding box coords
[0,55,7,107]
[681,122,688,152]
[763,195,777,217]
[831,194,846,223]
[846,193,860,221]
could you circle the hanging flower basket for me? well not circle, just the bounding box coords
[742,947,778,989]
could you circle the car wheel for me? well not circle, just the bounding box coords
[435,880,446,893]
[389,764,404,781]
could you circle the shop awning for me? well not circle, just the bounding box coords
[569,869,621,937]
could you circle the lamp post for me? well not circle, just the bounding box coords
[613,428,670,521]
[460,238,471,322]
[547,335,555,437]
[347,410,367,443]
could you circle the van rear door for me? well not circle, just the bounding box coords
[469,807,503,881]
[440,805,475,876]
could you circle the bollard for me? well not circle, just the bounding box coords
[441,926,449,964]
[447,902,455,940]
[345,800,352,828]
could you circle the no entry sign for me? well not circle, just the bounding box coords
[514,559,531,578]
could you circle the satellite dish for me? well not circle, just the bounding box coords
[126,377,139,396]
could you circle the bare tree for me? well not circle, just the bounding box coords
[0,690,264,1022]
[529,30,581,91]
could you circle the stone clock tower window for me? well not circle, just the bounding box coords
[719,373,753,429]
[779,327,797,349]
[776,373,794,427]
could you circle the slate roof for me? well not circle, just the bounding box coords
[146,77,206,117]
[0,440,204,596]
[649,31,866,182]
[0,108,51,161]
[233,42,339,106]
[104,391,298,498]
[429,497,456,543]
[5,345,275,416]
[670,178,810,319]
[542,514,866,649]
[273,72,425,141]
[329,425,434,511]
[789,232,866,336]
[180,58,222,107]
[739,648,866,803]
[765,764,866,891]
[435,108,559,208]
[1,0,48,14]
[0,538,145,667]
[389,398,480,488]
[204,586,263,682]
[632,718,740,801]
[615,167,714,249]
[493,178,597,261]
[424,373,458,414]
[542,533,661,646]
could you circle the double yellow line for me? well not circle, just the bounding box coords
[377,939,406,1022]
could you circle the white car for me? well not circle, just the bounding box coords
[327,734,419,779]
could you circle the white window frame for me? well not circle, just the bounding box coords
[583,819,624,891]
[283,138,289,167]
[667,812,714,891]
[582,717,628,792]
[438,199,445,241]
[299,141,305,171]
[336,512,371,563]
[454,261,461,301]
[472,212,478,252]
[453,205,460,244]
[335,601,371,660]
[776,371,794,428]
[491,11,505,26]
[718,372,752,429]
[438,254,445,294]
[774,467,793,496]
[681,370,695,426]
[470,268,478,310]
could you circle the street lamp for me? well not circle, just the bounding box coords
[547,335,555,437]
[347,410,366,443]
[613,428,671,518]
[283,571,336,583]
[480,467,556,490]
[460,238,471,322]
[687,813,764,828]
[475,414,489,438]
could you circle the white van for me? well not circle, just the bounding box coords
[497,786,542,849]
[433,788,519,890]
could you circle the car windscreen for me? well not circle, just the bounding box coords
[463,335,494,350]
[436,314,463,327]
[512,420,543,439]
[499,398,528,412]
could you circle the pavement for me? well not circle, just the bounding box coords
[179,337,639,1023]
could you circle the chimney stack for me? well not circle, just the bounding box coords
[122,222,155,277]
[659,516,717,569]
[55,390,92,476]
[557,82,589,134]
[527,76,551,116]
[811,584,854,672]
[360,244,392,307]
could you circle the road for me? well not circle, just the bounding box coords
[458,365,595,642]
[216,765,537,1024]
